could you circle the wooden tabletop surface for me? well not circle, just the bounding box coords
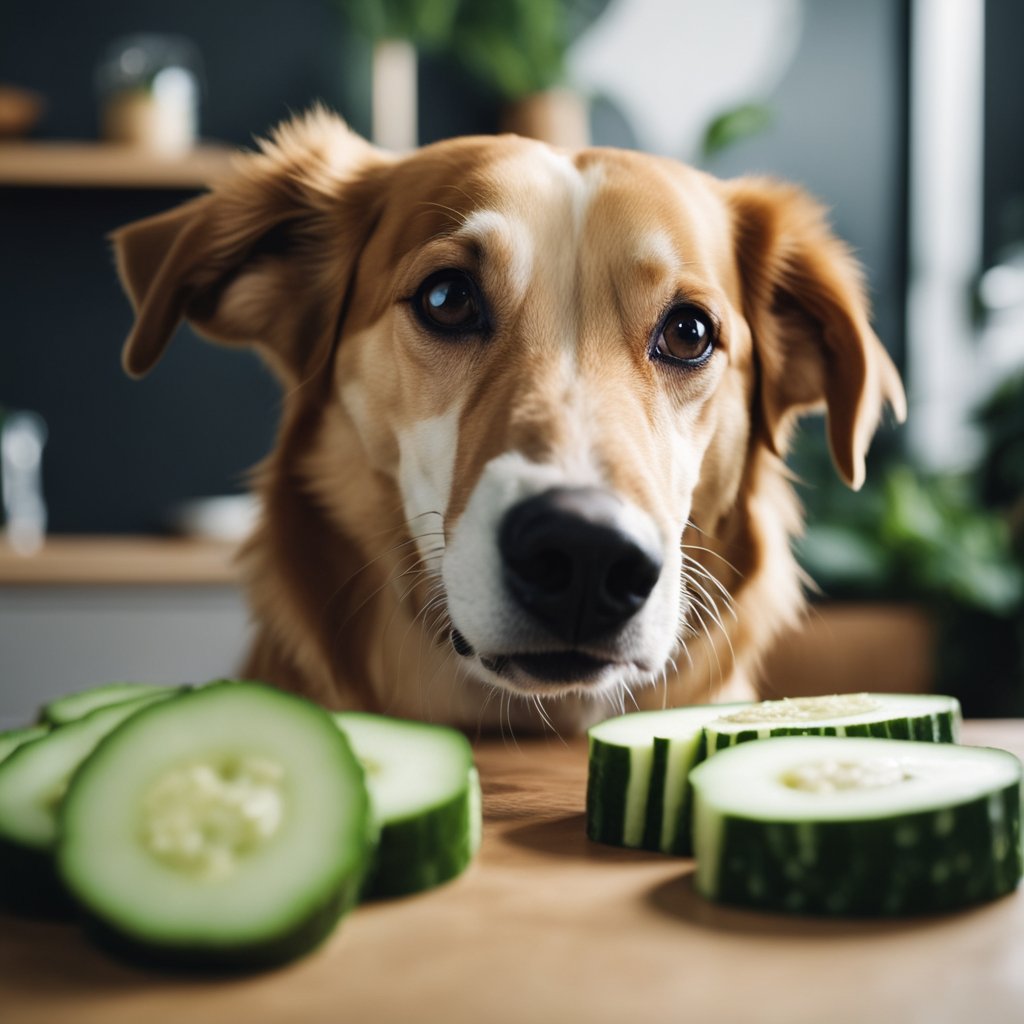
[3,720,1023,1024]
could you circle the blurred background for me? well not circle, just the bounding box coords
[0,0,1021,719]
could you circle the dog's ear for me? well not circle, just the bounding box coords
[727,178,906,490]
[114,109,389,385]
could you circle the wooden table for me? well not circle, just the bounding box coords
[3,721,1023,1024]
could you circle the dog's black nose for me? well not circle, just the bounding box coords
[498,487,663,644]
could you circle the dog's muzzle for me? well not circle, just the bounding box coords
[497,486,663,644]
[444,466,675,694]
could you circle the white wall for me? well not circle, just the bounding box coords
[0,585,251,726]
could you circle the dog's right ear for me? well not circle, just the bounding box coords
[726,177,906,491]
[114,109,390,385]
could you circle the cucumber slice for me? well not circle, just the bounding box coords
[58,682,374,969]
[0,688,181,914]
[703,693,961,751]
[0,724,49,765]
[334,712,481,898]
[40,681,183,726]
[587,694,962,856]
[690,735,1023,916]
[587,705,747,854]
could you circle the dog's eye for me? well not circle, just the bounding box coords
[414,270,486,334]
[653,305,716,366]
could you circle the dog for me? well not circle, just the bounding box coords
[113,108,905,734]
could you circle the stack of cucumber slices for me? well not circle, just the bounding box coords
[587,693,1023,916]
[0,680,481,969]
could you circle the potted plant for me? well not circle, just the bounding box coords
[446,0,605,145]
[765,375,1024,716]
[341,0,461,149]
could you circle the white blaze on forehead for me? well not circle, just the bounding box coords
[455,209,534,303]
[470,147,606,267]
[633,228,680,275]
[396,406,462,569]
[529,147,606,239]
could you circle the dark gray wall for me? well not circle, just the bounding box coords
[983,0,1024,265]
[1,0,910,533]
[703,0,909,368]
[0,0,495,533]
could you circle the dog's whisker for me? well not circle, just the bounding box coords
[385,571,444,709]
[333,550,439,661]
[680,571,730,637]
[686,597,716,651]
[681,536,744,580]
[406,596,451,655]
[407,585,458,720]
[686,599,730,702]
[531,694,564,743]
[413,199,470,224]
[624,685,640,713]
[324,533,426,616]
[474,682,500,743]
[670,633,694,677]
[691,589,738,678]
[340,547,428,623]
[427,628,466,723]
[680,552,737,617]
[683,574,736,628]
[387,563,452,683]
[322,509,445,619]
[416,627,459,722]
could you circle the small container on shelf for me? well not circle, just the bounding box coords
[0,409,48,556]
[96,34,202,156]
[0,84,45,138]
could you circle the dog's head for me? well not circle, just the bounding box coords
[115,110,905,710]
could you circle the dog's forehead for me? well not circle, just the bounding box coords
[391,137,733,273]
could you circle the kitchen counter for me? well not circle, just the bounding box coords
[2,720,1022,1024]
[0,536,240,586]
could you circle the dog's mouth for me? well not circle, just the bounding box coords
[481,651,614,685]
[452,629,626,691]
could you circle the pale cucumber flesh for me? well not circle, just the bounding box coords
[587,704,748,852]
[690,735,1023,915]
[704,693,961,750]
[0,689,182,851]
[334,712,481,897]
[0,724,49,765]
[0,688,182,915]
[40,682,183,726]
[587,694,962,856]
[57,682,373,968]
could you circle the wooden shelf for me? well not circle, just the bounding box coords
[0,140,237,189]
[0,535,242,585]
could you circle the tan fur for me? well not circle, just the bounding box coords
[113,109,905,732]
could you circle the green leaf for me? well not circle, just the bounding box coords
[702,103,774,158]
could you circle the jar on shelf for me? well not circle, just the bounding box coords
[96,34,202,155]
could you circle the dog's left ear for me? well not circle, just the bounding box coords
[113,108,390,386]
[727,178,907,490]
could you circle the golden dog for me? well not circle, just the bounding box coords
[114,109,905,733]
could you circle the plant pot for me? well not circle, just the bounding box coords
[372,38,417,151]
[500,88,589,148]
[758,602,937,698]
